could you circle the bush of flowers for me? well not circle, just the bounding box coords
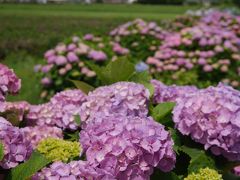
[35,33,131,100]
[147,22,240,88]
[109,18,168,62]
[1,61,240,180]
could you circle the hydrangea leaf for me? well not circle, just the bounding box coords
[169,128,181,154]
[70,80,95,94]
[0,142,4,161]
[180,146,215,173]
[8,151,50,180]
[151,170,180,180]
[86,58,135,85]
[129,71,154,96]
[74,115,81,126]
[151,102,176,123]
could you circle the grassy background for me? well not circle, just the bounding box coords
[0,4,196,104]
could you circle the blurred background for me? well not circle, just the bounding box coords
[0,0,239,104]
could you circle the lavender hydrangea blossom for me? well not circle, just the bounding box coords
[173,84,240,161]
[151,79,198,104]
[33,160,116,180]
[21,126,63,149]
[80,115,176,179]
[80,82,150,122]
[0,101,29,122]
[0,117,32,169]
[0,64,21,101]
[27,89,86,130]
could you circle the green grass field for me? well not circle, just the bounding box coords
[0,4,197,104]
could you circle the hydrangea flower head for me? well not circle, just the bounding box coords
[184,168,223,180]
[21,126,63,148]
[173,84,240,161]
[27,89,86,130]
[0,64,21,101]
[80,115,176,179]
[37,138,81,162]
[0,117,32,169]
[151,79,198,104]
[0,101,29,124]
[33,160,116,180]
[80,82,150,122]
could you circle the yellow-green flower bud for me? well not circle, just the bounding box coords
[184,168,223,180]
[37,138,81,162]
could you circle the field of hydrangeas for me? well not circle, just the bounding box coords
[0,8,240,180]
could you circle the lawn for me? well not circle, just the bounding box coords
[0,4,197,104]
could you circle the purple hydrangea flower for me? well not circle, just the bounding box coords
[0,117,32,169]
[21,125,63,149]
[80,82,150,122]
[83,34,94,41]
[173,84,240,161]
[0,64,21,102]
[80,115,176,179]
[33,160,115,180]
[67,52,79,63]
[27,90,86,130]
[88,50,107,62]
[41,77,52,87]
[151,79,198,104]
[135,61,149,72]
[0,101,30,122]
[112,43,129,55]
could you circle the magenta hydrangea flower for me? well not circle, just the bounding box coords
[80,115,176,179]
[80,82,150,122]
[0,101,30,122]
[33,160,115,180]
[0,64,21,101]
[0,117,32,169]
[27,89,86,130]
[88,50,107,61]
[151,79,198,104]
[21,125,63,149]
[173,84,240,161]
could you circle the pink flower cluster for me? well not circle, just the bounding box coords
[21,125,63,148]
[147,23,240,87]
[80,82,150,122]
[147,11,240,88]
[79,82,176,179]
[80,115,176,179]
[0,117,32,169]
[173,84,240,161]
[27,89,86,130]
[151,79,198,104]
[0,101,30,123]
[33,160,115,180]
[200,11,240,37]
[110,18,167,41]
[0,64,21,101]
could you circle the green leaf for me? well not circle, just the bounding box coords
[70,80,95,94]
[151,170,180,180]
[0,142,4,161]
[87,58,135,85]
[8,151,50,180]
[169,128,181,154]
[129,71,154,96]
[74,115,81,126]
[180,146,215,173]
[151,102,175,122]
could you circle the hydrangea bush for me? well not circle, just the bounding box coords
[110,18,167,61]
[147,23,240,88]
